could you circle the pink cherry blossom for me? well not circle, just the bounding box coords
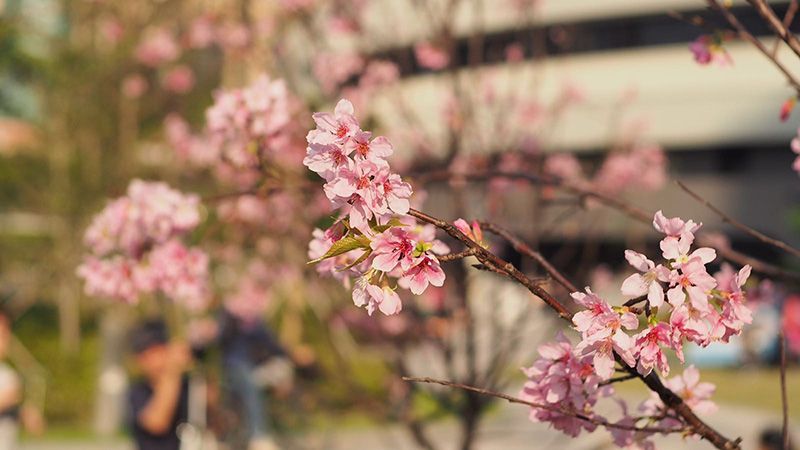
[659,232,716,266]
[791,129,800,174]
[544,153,584,182]
[353,278,403,316]
[652,210,701,237]
[414,42,450,70]
[621,250,668,308]
[664,257,717,312]
[121,74,148,99]
[453,218,485,247]
[689,35,732,66]
[633,323,673,376]
[308,99,360,145]
[148,240,210,312]
[162,65,195,94]
[344,131,393,165]
[135,27,180,67]
[520,333,606,437]
[399,255,445,295]
[370,227,416,272]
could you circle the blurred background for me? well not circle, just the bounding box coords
[0,0,798,449]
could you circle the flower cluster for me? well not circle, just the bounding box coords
[77,180,210,311]
[521,212,749,445]
[520,333,607,437]
[544,144,667,196]
[569,211,754,379]
[305,100,449,316]
[205,75,298,170]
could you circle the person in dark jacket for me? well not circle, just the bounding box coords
[128,320,192,450]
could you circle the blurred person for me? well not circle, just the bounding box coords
[128,320,192,450]
[190,310,290,450]
[0,308,20,450]
[759,427,794,450]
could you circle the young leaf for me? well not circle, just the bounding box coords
[308,235,370,264]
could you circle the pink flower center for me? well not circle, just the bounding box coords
[357,176,371,189]
[357,141,370,156]
[337,124,349,139]
[332,150,347,166]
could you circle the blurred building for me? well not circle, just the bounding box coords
[365,0,800,257]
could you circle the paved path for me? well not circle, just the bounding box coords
[19,399,800,450]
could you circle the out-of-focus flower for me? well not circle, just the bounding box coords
[135,27,180,67]
[162,65,195,94]
[414,42,450,70]
[121,74,148,99]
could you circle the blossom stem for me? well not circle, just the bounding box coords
[403,376,690,434]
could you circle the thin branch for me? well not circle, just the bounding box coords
[479,221,578,293]
[748,0,800,61]
[676,180,800,259]
[707,0,800,94]
[403,376,689,434]
[772,0,799,56]
[599,373,639,386]
[780,327,790,450]
[623,295,648,308]
[408,208,573,321]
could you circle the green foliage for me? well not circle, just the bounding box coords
[13,304,99,428]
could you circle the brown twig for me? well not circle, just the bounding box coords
[707,0,800,94]
[408,208,573,321]
[748,0,800,61]
[676,180,800,259]
[772,0,799,56]
[479,221,579,293]
[403,376,689,434]
[599,373,639,386]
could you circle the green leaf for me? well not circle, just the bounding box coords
[308,235,371,264]
[338,248,373,271]
[372,218,406,233]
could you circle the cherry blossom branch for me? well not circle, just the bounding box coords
[706,0,800,94]
[402,376,690,434]
[676,180,800,259]
[408,208,572,321]
[408,208,742,449]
